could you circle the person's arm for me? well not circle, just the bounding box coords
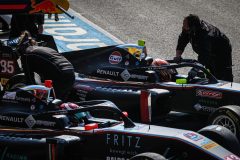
[175,31,190,58]
[176,50,183,58]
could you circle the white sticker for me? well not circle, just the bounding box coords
[3,91,16,100]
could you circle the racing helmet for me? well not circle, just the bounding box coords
[126,46,147,60]
[60,102,80,110]
[60,102,87,125]
[127,47,142,59]
[151,58,177,82]
[152,58,169,66]
[125,40,147,60]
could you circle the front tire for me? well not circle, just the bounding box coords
[208,105,240,141]
[130,152,167,160]
[199,125,240,156]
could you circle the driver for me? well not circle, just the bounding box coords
[152,58,176,82]
[17,31,75,101]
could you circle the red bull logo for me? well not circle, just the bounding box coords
[30,0,58,14]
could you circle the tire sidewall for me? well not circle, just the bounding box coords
[209,106,240,140]
[198,125,240,156]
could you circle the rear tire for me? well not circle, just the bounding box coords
[198,125,240,156]
[130,152,167,160]
[208,105,240,141]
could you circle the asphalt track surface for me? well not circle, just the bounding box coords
[69,0,240,82]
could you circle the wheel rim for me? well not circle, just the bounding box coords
[212,115,237,135]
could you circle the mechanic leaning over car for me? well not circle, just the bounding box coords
[17,31,75,101]
[174,14,233,81]
[9,13,44,38]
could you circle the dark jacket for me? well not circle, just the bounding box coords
[21,46,75,99]
[176,20,232,67]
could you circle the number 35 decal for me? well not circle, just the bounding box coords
[0,59,15,74]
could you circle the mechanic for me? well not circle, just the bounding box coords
[17,31,75,100]
[9,13,44,38]
[174,14,233,81]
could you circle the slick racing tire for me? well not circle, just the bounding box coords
[130,152,167,160]
[208,105,240,141]
[0,135,50,159]
[198,125,240,156]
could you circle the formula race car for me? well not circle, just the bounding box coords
[3,38,240,141]
[54,42,240,141]
[0,83,240,160]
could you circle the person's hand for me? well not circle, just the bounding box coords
[173,56,182,63]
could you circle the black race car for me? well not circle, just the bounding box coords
[0,83,240,160]
[54,43,240,140]
[2,39,240,140]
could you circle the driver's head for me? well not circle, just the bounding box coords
[152,58,169,66]
[183,14,201,34]
[60,103,80,110]
[128,47,141,59]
